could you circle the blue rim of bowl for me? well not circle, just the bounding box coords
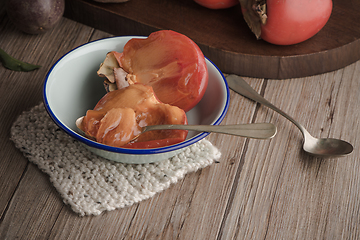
[43,36,230,155]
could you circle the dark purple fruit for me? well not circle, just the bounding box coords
[6,0,65,34]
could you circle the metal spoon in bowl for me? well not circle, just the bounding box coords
[75,117,277,141]
[226,74,354,157]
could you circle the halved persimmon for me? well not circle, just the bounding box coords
[80,84,188,149]
[116,30,208,112]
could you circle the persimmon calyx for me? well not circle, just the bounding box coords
[239,0,266,39]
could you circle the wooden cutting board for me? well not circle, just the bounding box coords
[64,0,360,79]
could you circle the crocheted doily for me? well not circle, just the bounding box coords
[10,103,221,216]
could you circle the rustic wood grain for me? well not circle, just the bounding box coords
[1,4,360,239]
[218,64,360,239]
[63,0,360,79]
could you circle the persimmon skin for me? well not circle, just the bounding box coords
[260,0,333,45]
[194,0,238,9]
[119,30,208,112]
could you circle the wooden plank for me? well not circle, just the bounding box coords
[63,0,360,79]
[0,16,100,238]
[0,2,29,219]
[0,164,64,240]
[218,61,360,239]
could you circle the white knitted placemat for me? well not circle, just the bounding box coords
[10,103,221,216]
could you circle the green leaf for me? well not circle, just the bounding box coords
[0,48,41,72]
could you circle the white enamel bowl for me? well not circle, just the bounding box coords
[43,36,229,164]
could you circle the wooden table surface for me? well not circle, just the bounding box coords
[1,4,360,240]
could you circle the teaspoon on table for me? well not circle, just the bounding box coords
[226,74,354,157]
[75,117,277,141]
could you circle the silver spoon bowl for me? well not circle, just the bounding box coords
[226,75,353,157]
[76,117,277,142]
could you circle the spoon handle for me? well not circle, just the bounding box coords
[144,123,277,139]
[226,75,306,134]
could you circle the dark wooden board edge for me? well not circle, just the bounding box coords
[208,40,360,79]
[64,0,360,79]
